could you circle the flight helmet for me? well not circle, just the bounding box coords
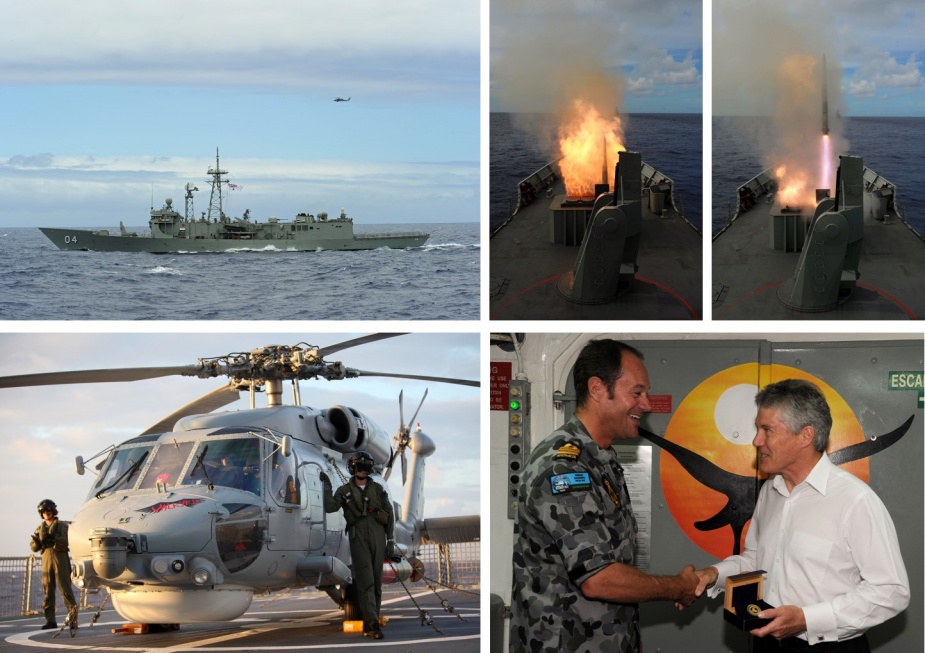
[348,451,375,475]
[37,499,58,516]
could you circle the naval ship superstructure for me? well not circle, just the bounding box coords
[712,61,924,320]
[490,149,703,320]
[40,151,429,253]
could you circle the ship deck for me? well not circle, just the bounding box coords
[489,162,703,320]
[0,586,479,652]
[712,171,925,320]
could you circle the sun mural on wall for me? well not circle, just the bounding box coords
[654,363,870,559]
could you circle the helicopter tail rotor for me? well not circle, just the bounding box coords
[385,389,428,485]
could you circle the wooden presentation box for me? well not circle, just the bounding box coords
[723,570,774,631]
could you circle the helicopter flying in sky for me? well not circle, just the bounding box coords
[0,332,479,625]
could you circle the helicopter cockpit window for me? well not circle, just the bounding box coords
[182,438,262,494]
[137,441,195,490]
[92,446,154,497]
[270,447,301,506]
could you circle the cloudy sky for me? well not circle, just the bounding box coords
[0,1,479,228]
[490,0,703,114]
[715,0,925,117]
[0,332,479,557]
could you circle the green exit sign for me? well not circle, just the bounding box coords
[887,371,924,390]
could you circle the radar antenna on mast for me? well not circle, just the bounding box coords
[185,183,199,221]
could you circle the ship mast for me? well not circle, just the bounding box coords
[207,148,228,222]
[184,183,199,222]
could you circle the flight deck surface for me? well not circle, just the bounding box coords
[0,587,479,652]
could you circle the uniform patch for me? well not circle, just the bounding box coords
[555,443,582,460]
[550,472,591,494]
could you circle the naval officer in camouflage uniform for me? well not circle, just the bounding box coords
[323,451,395,639]
[511,340,699,653]
[30,499,78,630]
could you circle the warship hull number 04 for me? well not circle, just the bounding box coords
[40,150,428,253]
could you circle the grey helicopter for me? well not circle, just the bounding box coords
[0,334,479,625]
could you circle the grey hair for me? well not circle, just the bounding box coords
[755,379,832,451]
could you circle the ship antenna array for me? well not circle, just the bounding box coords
[185,183,199,221]
[207,147,229,222]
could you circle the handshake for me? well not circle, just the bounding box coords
[672,565,718,609]
[669,565,806,641]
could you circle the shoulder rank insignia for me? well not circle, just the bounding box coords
[550,472,591,495]
[554,442,581,460]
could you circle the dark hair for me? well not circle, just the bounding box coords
[574,339,645,408]
[755,379,832,451]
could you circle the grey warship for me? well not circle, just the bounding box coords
[712,61,924,320]
[40,151,429,253]
[490,131,702,321]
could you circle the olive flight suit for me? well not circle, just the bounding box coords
[324,477,395,632]
[30,519,78,624]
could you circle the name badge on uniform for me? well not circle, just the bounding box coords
[550,472,591,495]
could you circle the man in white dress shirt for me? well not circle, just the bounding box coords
[692,379,909,652]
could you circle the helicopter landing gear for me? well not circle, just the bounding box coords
[342,583,361,621]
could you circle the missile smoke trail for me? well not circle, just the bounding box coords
[715,0,849,206]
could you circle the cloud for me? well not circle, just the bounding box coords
[715,0,925,117]
[848,79,877,97]
[491,0,701,113]
[6,153,54,168]
[628,77,655,94]
[852,51,923,88]
[0,154,479,226]
[628,50,702,93]
[2,1,478,89]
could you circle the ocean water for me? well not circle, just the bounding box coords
[490,112,703,233]
[712,116,925,238]
[0,222,479,320]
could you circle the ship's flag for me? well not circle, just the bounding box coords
[228,183,242,190]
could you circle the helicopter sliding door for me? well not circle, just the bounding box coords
[266,446,306,553]
[299,462,328,552]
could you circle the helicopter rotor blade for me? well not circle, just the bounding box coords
[385,390,406,483]
[0,366,202,388]
[384,455,394,481]
[140,383,242,436]
[407,389,429,428]
[346,369,479,387]
[316,333,407,358]
[401,448,408,485]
